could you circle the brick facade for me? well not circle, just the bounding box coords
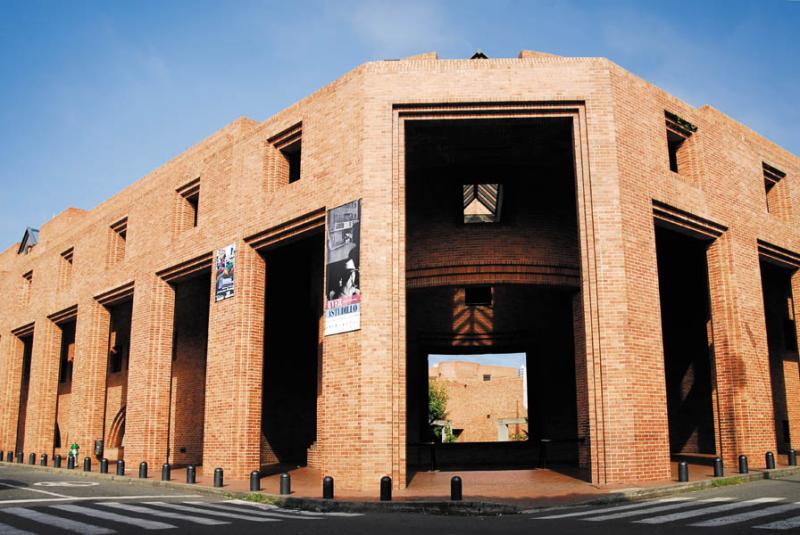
[1,50,799,490]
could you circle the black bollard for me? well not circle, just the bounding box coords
[186,465,196,484]
[83,456,91,472]
[713,457,723,477]
[116,459,125,476]
[67,455,75,469]
[100,458,108,474]
[6,451,12,463]
[54,454,61,468]
[161,463,170,481]
[16,452,23,464]
[40,453,47,466]
[139,461,148,479]
[323,476,334,500]
[0,450,3,461]
[28,453,36,465]
[280,473,291,495]
[789,449,797,466]
[678,461,689,482]
[766,451,776,470]
[451,476,463,501]
[738,455,749,474]
[250,471,261,492]
[213,467,223,488]
[380,476,392,501]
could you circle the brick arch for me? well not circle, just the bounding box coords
[108,406,125,448]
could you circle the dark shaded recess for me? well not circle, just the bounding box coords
[16,334,34,453]
[262,233,324,465]
[655,227,716,455]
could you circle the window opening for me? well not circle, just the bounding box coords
[463,184,502,223]
[60,248,74,290]
[665,111,697,175]
[763,162,788,217]
[109,218,128,265]
[267,122,303,187]
[176,178,201,231]
[21,271,32,305]
[465,286,492,306]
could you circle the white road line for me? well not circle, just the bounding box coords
[99,502,229,525]
[0,482,68,498]
[533,497,694,520]
[754,512,800,530]
[691,501,800,527]
[185,502,321,520]
[227,499,363,517]
[51,504,176,530]
[0,521,36,535]
[2,507,114,534]
[0,494,200,505]
[634,497,784,524]
[585,497,734,521]
[143,502,278,522]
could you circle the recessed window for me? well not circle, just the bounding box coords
[482,374,492,382]
[21,270,33,305]
[665,111,697,176]
[176,178,201,231]
[267,122,302,187]
[59,248,74,290]
[465,286,492,306]
[109,217,128,266]
[463,184,502,223]
[282,140,302,183]
[763,162,788,219]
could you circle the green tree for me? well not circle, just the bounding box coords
[428,379,456,442]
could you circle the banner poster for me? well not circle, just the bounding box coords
[324,199,361,336]
[214,243,236,302]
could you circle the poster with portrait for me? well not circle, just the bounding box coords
[214,244,236,302]
[324,199,361,335]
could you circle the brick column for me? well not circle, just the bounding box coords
[0,331,19,451]
[125,273,174,468]
[22,317,61,455]
[202,241,264,478]
[707,233,777,468]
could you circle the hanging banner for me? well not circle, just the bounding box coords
[325,200,361,335]
[214,244,236,302]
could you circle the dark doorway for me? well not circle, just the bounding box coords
[168,272,211,467]
[262,233,324,466]
[104,299,132,461]
[54,319,75,453]
[655,226,717,455]
[16,333,34,454]
[759,260,798,454]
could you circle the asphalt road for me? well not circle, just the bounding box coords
[1,463,799,534]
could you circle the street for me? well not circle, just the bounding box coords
[1,463,799,533]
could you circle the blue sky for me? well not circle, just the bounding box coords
[429,353,526,370]
[1,1,798,249]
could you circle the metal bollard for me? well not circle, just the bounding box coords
[161,463,171,482]
[213,467,223,488]
[323,476,334,500]
[738,455,749,474]
[83,456,91,472]
[451,476,463,501]
[54,454,61,468]
[280,473,291,495]
[766,451,776,470]
[186,465,196,484]
[6,451,12,463]
[380,476,392,501]
[713,457,723,477]
[789,449,798,466]
[250,470,261,492]
[16,452,23,464]
[40,453,47,466]
[139,461,148,479]
[116,459,125,476]
[678,461,689,482]
[28,453,36,465]
[67,455,75,469]
[0,449,3,461]
[100,458,108,474]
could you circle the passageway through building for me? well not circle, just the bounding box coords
[261,233,323,467]
[404,117,582,474]
[54,319,75,452]
[759,260,800,454]
[655,226,717,457]
[103,299,132,461]
[15,333,34,454]
[168,272,210,467]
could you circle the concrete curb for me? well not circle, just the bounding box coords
[2,461,799,516]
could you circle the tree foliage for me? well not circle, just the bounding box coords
[428,379,456,442]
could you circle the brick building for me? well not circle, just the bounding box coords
[1,50,799,491]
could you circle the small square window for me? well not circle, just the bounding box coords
[463,184,502,223]
[465,286,492,306]
[176,178,201,232]
[665,111,697,176]
[21,270,33,305]
[109,218,128,266]
[763,162,788,219]
[267,122,302,188]
[482,374,492,382]
[59,248,74,290]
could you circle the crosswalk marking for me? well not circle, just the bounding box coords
[0,521,36,535]
[585,497,734,522]
[51,503,176,530]
[754,513,800,531]
[98,502,229,525]
[3,507,114,534]
[692,502,800,527]
[533,497,693,519]
[185,502,321,520]
[634,497,783,524]
[142,502,278,522]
